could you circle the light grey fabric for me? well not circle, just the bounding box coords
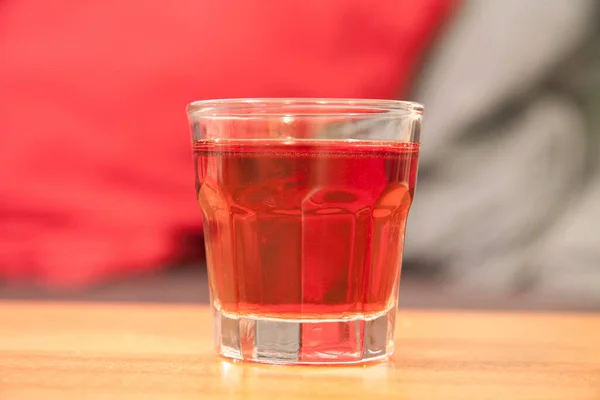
[415,0,597,165]
[532,173,600,301]
[406,0,600,301]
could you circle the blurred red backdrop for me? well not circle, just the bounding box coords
[0,0,457,287]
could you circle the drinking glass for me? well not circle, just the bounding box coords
[187,99,422,364]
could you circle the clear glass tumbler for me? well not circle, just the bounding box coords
[187,99,422,364]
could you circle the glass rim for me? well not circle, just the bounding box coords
[186,98,423,119]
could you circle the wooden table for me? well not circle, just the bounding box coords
[0,302,599,399]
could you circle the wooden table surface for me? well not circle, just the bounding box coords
[0,302,599,400]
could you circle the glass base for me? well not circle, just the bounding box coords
[213,307,396,365]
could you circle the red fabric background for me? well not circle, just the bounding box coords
[0,0,457,287]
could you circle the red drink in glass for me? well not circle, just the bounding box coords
[188,99,422,364]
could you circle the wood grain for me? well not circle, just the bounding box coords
[0,302,598,399]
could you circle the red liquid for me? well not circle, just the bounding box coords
[194,139,419,318]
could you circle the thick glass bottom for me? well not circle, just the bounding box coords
[213,306,396,365]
